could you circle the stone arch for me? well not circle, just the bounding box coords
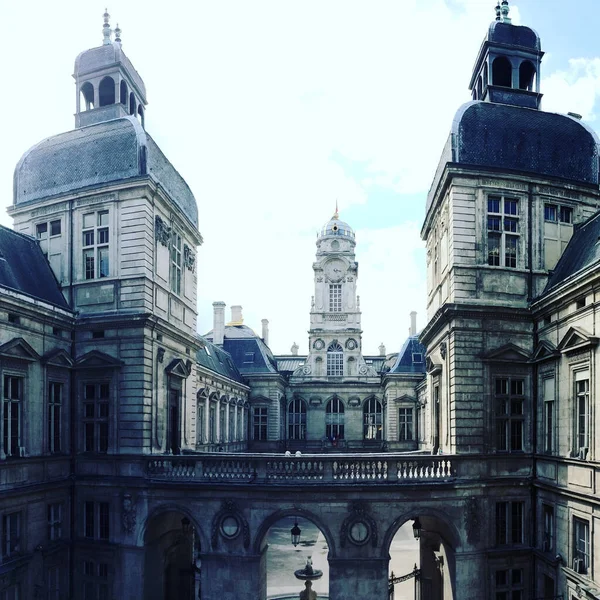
[253,506,337,558]
[99,76,116,106]
[519,59,536,91]
[120,79,128,104]
[80,82,95,110]
[492,56,512,87]
[139,503,208,550]
[129,91,136,115]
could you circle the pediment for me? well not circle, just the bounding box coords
[482,343,530,363]
[393,394,417,404]
[75,350,124,370]
[557,326,598,354]
[43,348,74,368]
[0,337,40,362]
[530,341,560,363]
[165,358,191,378]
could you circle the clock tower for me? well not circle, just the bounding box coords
[296,209,376,379]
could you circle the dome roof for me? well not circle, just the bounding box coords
[319,212,355,239]
[487,21,541,51]
[13,116,198,226]
[74,43,146,99]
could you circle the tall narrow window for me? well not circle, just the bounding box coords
[84,501,109,541]
[82,210,109,280]
[288,398,307,440]
[573,517,590,574]
[48,382,63,454]
[575,376,589,457]
[494,377,525,452]
[494,568,524,600]
[363,397,382,440]
[487,196,519,268]
[2,512,21,559]
[83,383,110,453]
[168,382,181,455]
[325,397,345,440]
[542,377,555,454]
[398,408,414,441]
[327,342,344,376]
[495,501,524,545]
[47,503,63,541]
[329,284,342,312]
[83,560,110,600]
[170,230,182,295]
[542,504,554,552]
[229,405,235,443]
[3,376,22,457]
[253,407,268,440]
[47,565,62,600]
[209,402,217,443]
[219,403,226,443]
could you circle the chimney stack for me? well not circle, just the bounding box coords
[212,301,225,345]
[379,343,386,357]
[230,305,243,324]
[410,311,417,337]
[261,319,269,346]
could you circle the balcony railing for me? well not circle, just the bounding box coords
[145,453,457,484]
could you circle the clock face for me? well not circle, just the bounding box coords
[324,259,346,282]
[349,521,369,545]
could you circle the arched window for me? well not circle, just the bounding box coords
[288,398,307,440]
[120,80,128,105]
[129,92,136,115]
[326,397,345,440]
[519,60,536,91]
[99,76,116,106]
[209,393,218,443]
[80,82,95,111]
[327,342,344,376]
[138,104,145,128]
[219,400,226,443]
[196,388,208,445]
[492,56,512,88]
[363,397,382,440]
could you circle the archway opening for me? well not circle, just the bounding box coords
[492,56,512,87]
[80,82,94,111]
[99,76,115,106]
[143,510,200,600]
[519,60,536,91]
[389,521,419,599]
[120,80,128,105]
[263,516,330,599]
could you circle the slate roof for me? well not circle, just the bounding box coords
[0,226,68,308]
[14,117,198,227]
[545,212,600,292]
[486,21,540,51]
[427,102,600,213]
[387,336,426,375]
[196,337,244,384]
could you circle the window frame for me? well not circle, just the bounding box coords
[542,504,554,553]
[398,407,414,442]
[329,283,342,312]
[253,406,268,441]
[495,500,524,546]
[494,376,525,452]
[170,229,183,295]
[363,397,382,440]
[47,502,63,542]
[287,398,307,440]
[487,195,520,268]
[83,500,110,541]
[574,375,590,458]
[48,381,63,454]
[82,209,110,280]
[1,511,21,560]
[326,342,344,376]
[82,382,110,453]
[572,516,590,574]
[325,397,345,440]
[3,374,23,458]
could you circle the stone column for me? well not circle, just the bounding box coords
[200,551,265,600]
[328,557,389,600]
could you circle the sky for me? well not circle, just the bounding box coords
[2,0,600,355]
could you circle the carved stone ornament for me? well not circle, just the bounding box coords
[155,215,171,247]
[316,277,323,282]
[345,338,357,350]
[184,244,196,272]
[157,348,165,363]
[340,501,377,548]
[302,365,312,375]
[313,339,325,350]
[440,342,447,360]
[464,496,480,545]
[359,365,368,375]
[211,500,250,550]
[121,493,137,535]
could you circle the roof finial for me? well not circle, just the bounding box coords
[500,0,511,23]
[333,199,339,220]
[495,1,502,21]
[114,23,122,44]
[102,8,112,45]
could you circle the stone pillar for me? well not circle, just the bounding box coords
[200,551,265,600]
[328,557,389,600]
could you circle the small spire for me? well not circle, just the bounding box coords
[333,199,339,220]
[102,8,112,45]
[495,1,501,21]
[114,23,122,44]
[500,0,511,23]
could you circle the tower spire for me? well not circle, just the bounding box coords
[102,9,112,45]
[114,23,122,44]
[333,199,339,220]
[495,1,501,21]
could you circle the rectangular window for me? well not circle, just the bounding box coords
[542,504,554,553]
[542,377,555,454]
[170,231,182,295]
[495,501,524,545]
[83,559,110,600]
[544,204,557,222]
[219,405,226,443]
[329,284,342,312]
[48,382,62,454]
[3,376,22,458]
[82,210,110,280]
[197,402,205,445]
[253,407,268,440]
[0,585,20,600]
[50,219,62,236]
[84,501,109,541]
[83,383,110,453]
[326,349,344,376]
[2,512,21,559]
[494,568,524,600]
[36,222,48,239]
[398,408,413,441]
[494,377,525,452]
[47,503,63,542]
[573,517,590,574]
[575,377,589,457]
[47,565,61,600]
[487,196,519,268]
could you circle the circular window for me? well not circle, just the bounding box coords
[220,515,240,539]
[349,520,370,545]
[313,339,325,350]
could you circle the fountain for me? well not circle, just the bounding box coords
[294,556,323,600]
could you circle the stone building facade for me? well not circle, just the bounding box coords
[1,4,600,600]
